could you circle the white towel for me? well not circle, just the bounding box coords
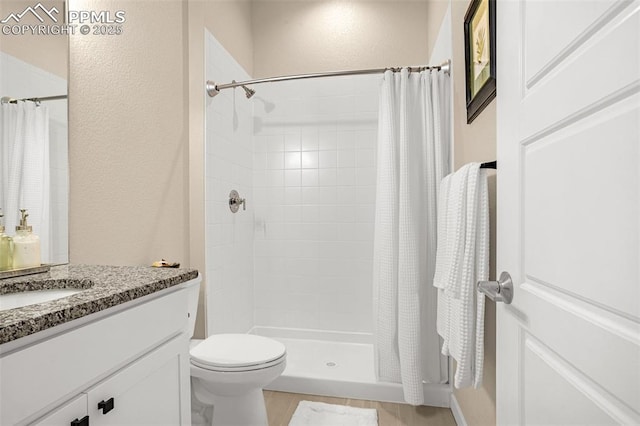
[433,174,452,291]
[433,164,470,297]
[433,173,452,356]
[434,163,489,388]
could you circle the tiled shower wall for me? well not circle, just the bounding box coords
[252,76,379,333]
[205,31,254,334]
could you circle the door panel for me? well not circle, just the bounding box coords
[524,100,639,315]
[523,1,633,87]
[522,6,639,138]
[497,0,640,424]
[520,283,640,411]
[523,336,621,425]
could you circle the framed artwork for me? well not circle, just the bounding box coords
[464,0,496,124]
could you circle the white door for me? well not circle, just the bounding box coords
[497,0,639,424]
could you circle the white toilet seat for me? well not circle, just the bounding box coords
[191,353,286,372]
[190,334,287,372]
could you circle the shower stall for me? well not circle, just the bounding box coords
[204,31,450,406]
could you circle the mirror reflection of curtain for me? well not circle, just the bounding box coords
[0,102,51,263]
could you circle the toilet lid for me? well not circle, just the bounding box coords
[190,334,286,369]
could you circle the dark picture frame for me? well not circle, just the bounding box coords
[464,0,496,124]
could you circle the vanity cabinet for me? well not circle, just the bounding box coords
[31,335,185,426]
[0,280,196,426]
[86,334,184,426]
[32,395,87,426]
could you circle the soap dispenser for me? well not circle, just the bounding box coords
[0,209,12,271]
[12,209,40,269]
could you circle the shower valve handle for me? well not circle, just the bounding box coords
[229,190,246,213]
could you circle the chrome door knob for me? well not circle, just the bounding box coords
[477,272,513,304]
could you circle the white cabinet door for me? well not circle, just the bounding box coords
[497,0,640,424]
[87,335,187,426]
[31,394,87,426]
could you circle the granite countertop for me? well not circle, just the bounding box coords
[0,264,199,345]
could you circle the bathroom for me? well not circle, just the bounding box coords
[0,0,637,425]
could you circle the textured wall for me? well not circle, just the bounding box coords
[67,0,254,337]
[426,0,451,62]
[0,0,67,78]
[68,0,189,267]
[252,0,430,78]
[202,0,253,75]
[449,0,497,424]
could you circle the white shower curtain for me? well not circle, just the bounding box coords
[373,68,450,405]
[0,102,51,262]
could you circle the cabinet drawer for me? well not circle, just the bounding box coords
[1,288,188,425]
[87,334,186,426]
[30,394,87,426]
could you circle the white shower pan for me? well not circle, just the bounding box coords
[252,327,450,406]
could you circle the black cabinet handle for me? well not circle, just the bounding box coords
[70,415,89,426]
[98,397,115,415]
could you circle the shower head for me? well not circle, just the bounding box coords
[242,85,256,99]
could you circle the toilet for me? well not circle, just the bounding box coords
[185,282,286,425]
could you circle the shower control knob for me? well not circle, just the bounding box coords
[229,190,246,213]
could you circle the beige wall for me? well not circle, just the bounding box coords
[426,0,450,61]
[449,0,497,424]
[68,0,189,266]
[252,0,430,78]
[202,0,253,75]
[186,0,208,344]
[0,0,67,78]
[68,0,254,338]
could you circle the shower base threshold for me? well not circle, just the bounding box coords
[252,327,450,406]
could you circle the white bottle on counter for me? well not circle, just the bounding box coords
[0,209,13,271]
[12,209,40,269]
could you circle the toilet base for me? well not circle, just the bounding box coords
[210,388,268,426]
[191,377,270,426]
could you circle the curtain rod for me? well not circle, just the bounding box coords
[1,95,67,104]
[206,60,451,98]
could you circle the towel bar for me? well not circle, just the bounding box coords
[480,161,497,169]
[477,271,513,304]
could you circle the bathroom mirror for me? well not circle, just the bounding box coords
[0,0,69,267]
